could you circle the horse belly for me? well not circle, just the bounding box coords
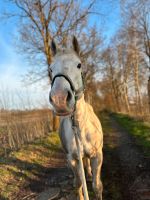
[83,121,103,157]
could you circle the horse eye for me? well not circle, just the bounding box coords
[77,63,81,69]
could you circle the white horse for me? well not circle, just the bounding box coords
[49,37,103,200]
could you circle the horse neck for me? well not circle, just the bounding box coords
[75,95,87,121]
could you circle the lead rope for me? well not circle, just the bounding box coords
[72,104,89,200]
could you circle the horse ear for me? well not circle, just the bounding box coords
[72,36,80,55]
[51,39,57,56]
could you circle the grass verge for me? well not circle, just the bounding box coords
[112,113,150,155]
[0,132,61,199]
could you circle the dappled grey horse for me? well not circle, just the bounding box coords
[49,37,103,200]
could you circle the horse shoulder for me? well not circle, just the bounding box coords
[85,103,103,134]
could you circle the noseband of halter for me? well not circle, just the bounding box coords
[51,73,85,101]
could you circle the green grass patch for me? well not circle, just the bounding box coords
[0,132,61,199]
[112,113,150,154]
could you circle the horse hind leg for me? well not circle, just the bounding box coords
[68,158,84,200]
[91,151,103,200]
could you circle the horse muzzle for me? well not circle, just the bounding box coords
[49,89,75,116]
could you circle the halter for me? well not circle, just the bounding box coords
[51,72,85,101]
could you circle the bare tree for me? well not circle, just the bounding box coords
[101,47,122,112]
[136,1,150,112]
[1,0,105,130]
[2,0,100,82]
[2,1,104,109]
[120,0,150,114]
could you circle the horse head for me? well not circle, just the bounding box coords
[49,36,84,116]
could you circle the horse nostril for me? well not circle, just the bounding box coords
[67,91,72,102]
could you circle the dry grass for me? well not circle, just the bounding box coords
[0,109,59,155]
[0,132,61,199]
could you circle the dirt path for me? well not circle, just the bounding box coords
[17,113,150,200]
[102,113,150,200]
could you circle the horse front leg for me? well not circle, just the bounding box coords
[84,158,92,181]
[91,151,103,200]
[68,157,84,200]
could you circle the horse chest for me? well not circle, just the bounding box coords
[60,117,100,159]
[67,130,97,159]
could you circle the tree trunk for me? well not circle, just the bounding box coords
[53,115,59,131]
[124,85,130,113]
[113,80,121,112]
[148,76,150,113]
[133,55,143,115]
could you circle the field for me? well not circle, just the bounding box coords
[0,132,62,199]
[0,109,55,156]
[0,110,150,200]
[1,0,150,199]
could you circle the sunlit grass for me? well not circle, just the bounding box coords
[0,132,61,199]
[112,113,150,154]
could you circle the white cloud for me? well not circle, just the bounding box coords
[0,64,51,110]
[0,76,51,110]
[0,37,51,110]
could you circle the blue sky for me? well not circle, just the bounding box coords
[0,1,51,109]
[0,0,121,109]
[0,1,27,87]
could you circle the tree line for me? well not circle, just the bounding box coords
[1,0,150,117]
[99,0,150,116]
